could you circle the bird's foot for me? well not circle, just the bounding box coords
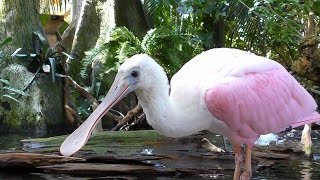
[240,170,251,180]
[301,124,313,157]
[200,138,225,153]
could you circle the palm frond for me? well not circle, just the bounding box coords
[81,27,142,78]
[142,27,203,77]
[144,0,176,16]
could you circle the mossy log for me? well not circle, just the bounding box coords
[0,130,311,178]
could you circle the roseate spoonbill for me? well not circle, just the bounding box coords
[60,48,320,180]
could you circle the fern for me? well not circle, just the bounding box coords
[81,26,203,87]
[81,27,142,78]
[142,27,203,77]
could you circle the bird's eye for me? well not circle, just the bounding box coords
[131,70,139,78]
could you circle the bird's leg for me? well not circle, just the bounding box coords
[301,123,313,157]
[240,145,252,180]
[232,144,243,180]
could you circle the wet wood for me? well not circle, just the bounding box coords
[0,130,313,178]
[0,153,84,168]
[38,163,162,175]
[254,140,304,159]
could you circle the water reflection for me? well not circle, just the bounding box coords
[300,160,312,180]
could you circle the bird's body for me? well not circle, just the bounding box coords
[60,48,320,180]
[138,48,318,145]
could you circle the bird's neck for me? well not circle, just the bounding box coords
[135,80,194,138]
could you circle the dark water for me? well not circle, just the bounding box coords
[0,134,320,180]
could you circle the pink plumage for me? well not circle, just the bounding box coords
[60,48,320,179]
[205,68,318,145]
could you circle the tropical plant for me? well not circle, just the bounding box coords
[0,37,29,102]
[142,27,203,77]
[82,27,143,79]
[12,31,72,82]
[78,26,203,122]
[82,26,203,85]
[0,78,29,103]
[144,0,319,68]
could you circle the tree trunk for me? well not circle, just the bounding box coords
[1,0,48,55]
[69,0,101,61]
[60,0,150,132]
[0,0,65,135]
[114,0,150,39]
[292,12,320,84]
[61,0,84,52]
[213,19,225,48]
[63,0,150,61]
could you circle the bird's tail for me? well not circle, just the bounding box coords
[291,111,320,128]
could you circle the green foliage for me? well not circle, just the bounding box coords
[0,37,12,58]
[12,31,71,83]
[82,26,203,84]
[0,78,29,103]
[145,0,319,69]
[0,37,27,103]
[82,27,142,78]
[77,26,203,118]
[142,27,203,77]
[0,37,12,48]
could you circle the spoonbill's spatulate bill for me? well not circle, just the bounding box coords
[60,48,320,180]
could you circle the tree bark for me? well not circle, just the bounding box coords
[1,0,48,55]
[213,19,225,48]
[0,0,65,135]
[292,12,320,84]
[114,0,150,39]
[60,0,150,132]
[69,0,101,61]
[61,0,84,52]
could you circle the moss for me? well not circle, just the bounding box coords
[0,103,46,135]
[22,130,164,155]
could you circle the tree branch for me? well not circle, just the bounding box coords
[111,103,142,131]
[56,73,121,123]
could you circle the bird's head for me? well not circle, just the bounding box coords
[115,54,167,93]
[60,54,167,157]
[88,54,162,112]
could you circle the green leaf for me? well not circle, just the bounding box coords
[62,52,74,59]
[3,86,29,96]
[313,1,320,16]
[0,37,13,48]
[162,0,171,7]
[11,48,22,57]
[30,53,38,58]
[95,81,101,97]
[14,53,28,58]
[2,94,20,103]
[0,79,9,85]
[49,58,56,82]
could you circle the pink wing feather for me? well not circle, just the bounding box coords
[205,68,320,144]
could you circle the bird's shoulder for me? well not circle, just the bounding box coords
[171,48,284,89]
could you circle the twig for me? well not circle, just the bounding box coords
[120,113,146,131]
[56,73,121,121]
[134,113,146,125]
[56,73,99,109]
[111,103,142,131]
